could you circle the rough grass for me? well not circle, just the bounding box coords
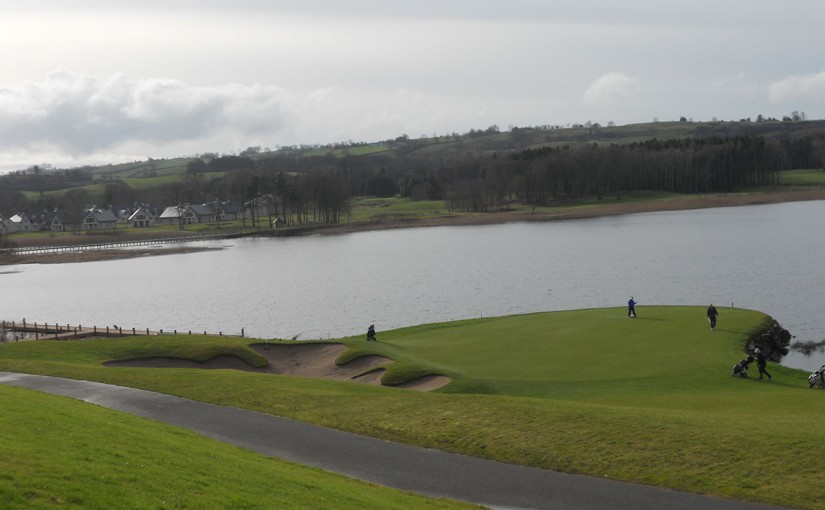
[2,307,825,508]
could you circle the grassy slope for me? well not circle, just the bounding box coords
[0,386,471,510]
[1,307,824,508]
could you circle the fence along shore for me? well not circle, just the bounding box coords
[1,319,245,341]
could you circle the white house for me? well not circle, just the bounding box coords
[9,213,34,232]
[158,204,218,226]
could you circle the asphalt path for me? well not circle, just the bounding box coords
[0,372,791,510]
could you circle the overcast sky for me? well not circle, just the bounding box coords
[0,0,823,172]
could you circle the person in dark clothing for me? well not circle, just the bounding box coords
[627,297,637,318]
[366,324,376,341]
[707,304,719,330]
[755,348,772,380]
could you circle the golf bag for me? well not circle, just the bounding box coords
[732,356,754,378]
[808,365,825,389]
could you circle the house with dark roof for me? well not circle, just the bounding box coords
[48,211,84,232]
[217,201,243,221]
[188,204,216,223]
[82,208,118,230]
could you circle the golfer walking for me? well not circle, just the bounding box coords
[627,297,637,318]
[707,304,719,330]
[755,348,772,380]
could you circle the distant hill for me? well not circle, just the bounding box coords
[1,119,823,220]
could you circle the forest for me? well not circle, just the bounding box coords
[1,118,824,225]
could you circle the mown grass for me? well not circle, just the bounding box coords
[0,385,474,510]
[1,307,824,508]
[778,169,825,186]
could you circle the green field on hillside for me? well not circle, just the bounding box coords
[1,306,823,509]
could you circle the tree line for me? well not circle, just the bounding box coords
[1,125,823,220]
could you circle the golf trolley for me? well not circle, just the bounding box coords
[732,356,754,378]
[808,365,825,389]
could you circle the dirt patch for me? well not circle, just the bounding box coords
[103,342,450,391]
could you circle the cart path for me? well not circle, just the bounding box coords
[0,372,790,510]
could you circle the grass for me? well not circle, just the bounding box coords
[2,306,824,508]
[778,168,825,186]
[0,385,471,509]
[348,197,451,223]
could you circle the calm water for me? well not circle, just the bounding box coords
[3,200,825,371]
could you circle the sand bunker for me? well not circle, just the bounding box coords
[105,342,451,392]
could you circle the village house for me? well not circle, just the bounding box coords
[1,213,36,234]
[9,213,35,232]
[157,204,216,226]
[48,211,84,232]
[188,204,216,223]
[127,206,155,228]
[82,208,118,230]
[157,206,185,226]
[216,201,243,221]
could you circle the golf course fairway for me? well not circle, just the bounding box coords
[1,305,822,509]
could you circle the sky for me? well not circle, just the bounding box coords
[0,0,824,173]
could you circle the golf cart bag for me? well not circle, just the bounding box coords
[808,365,825,389]
[732,356,754,378]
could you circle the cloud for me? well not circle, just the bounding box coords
[0,70,292,156]
[582,72,640,105]
[769,72,825,103]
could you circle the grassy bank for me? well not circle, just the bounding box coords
[0,385,473,510]
[1,306,822,508]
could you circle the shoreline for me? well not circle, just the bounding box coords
[3,187,825,265]
[320,187,825,235]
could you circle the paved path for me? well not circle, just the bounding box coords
[0,372,790,510]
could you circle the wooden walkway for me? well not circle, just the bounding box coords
[1,320,245,341]
[1,234,235,256]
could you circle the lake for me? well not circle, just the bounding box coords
[3,200,825,371]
